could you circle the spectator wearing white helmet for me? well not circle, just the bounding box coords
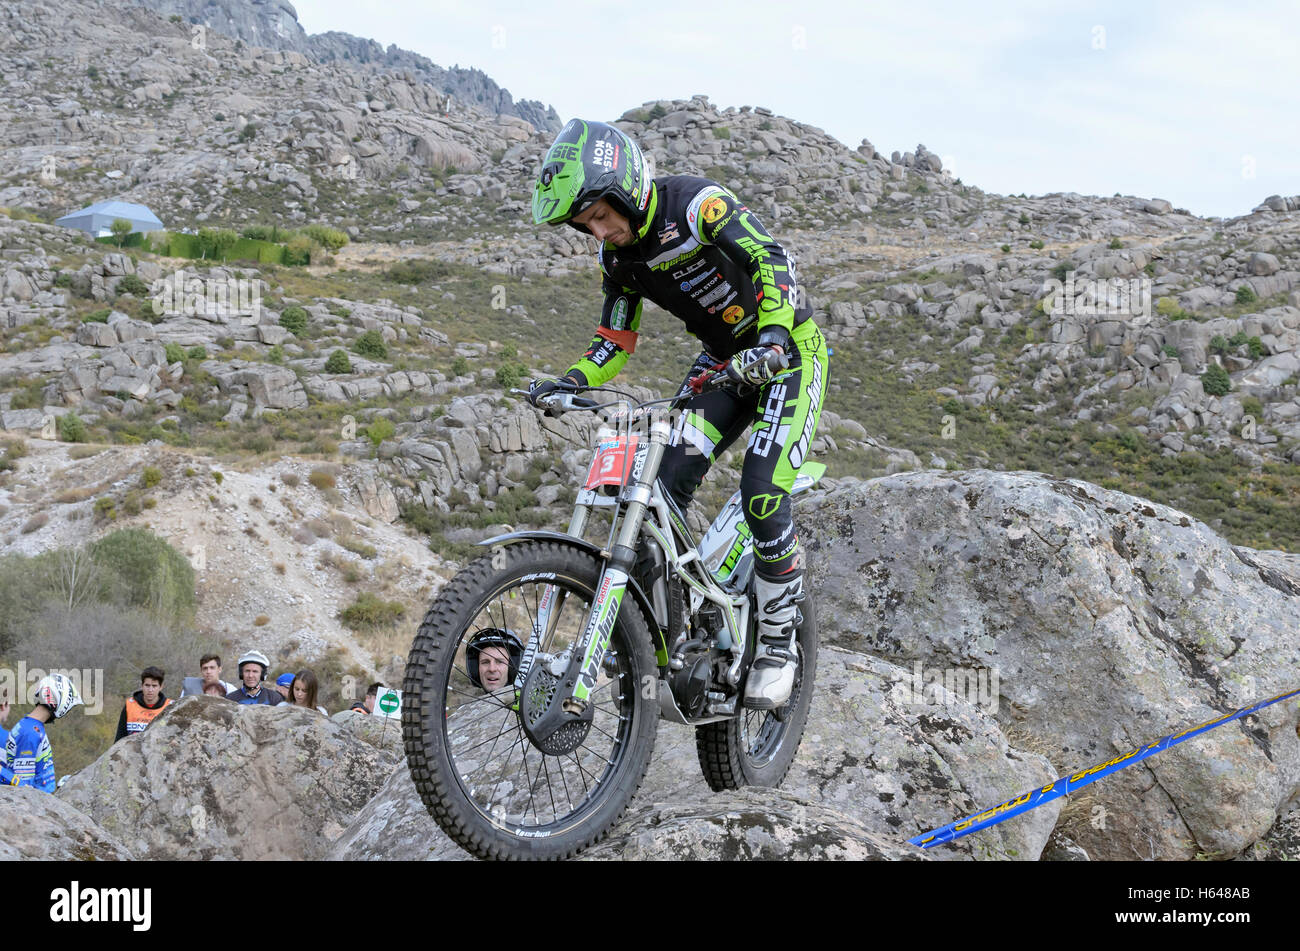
[226,650,284,706]
[0,674,82,792]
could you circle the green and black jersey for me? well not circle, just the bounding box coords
[567,175,814,387]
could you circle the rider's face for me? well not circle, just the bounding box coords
[572,199,634,247]
[478,646,511,692]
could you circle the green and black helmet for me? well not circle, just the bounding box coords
[532,119,654,232]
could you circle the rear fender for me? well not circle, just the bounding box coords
[478,531,669,666]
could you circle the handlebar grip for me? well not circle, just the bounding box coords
[765,350,790,374]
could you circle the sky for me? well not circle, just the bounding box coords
[292,0,1300,219]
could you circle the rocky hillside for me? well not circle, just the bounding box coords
[126,0,559,129]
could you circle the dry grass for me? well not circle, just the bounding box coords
[253,615,270,626]
[305,518,332,538]
[280,471,300,487]
[308,468,336,490]
[68,445,104,460]
[54,487,93,504]
[20,512,48,534]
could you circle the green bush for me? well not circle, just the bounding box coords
[267,344,284,364]
[339,592,405,631]
[1000,244,1010,253]
[58,412,87,443]
[164,342,185,364]
[83,308,111,323]
[301,224,349,251]
[1202,364,1231,397]
[1028,239,1045,250]
[1162,344,1179,358]
[141,466,163,488]
[1241,397,1263,419]
[238,122,257,143]
[353,330,388,360]
[1235,285,1258,305]
[387,259,452,284]
[324,349,352,373]
[1247,336,1264,359]
[187,345,207,360]
[1109,238,1124,250]
[713,126,731,140]
[90,528,196,627]
[364,417,396,447]
[1209,335,1230,356]
[450,356,470,377]
[278,305,308,336]
[283,234,314,266]
[116,273,150,297]
[495,362,525,389]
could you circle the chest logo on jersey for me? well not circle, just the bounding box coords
[722,304,745,324]
[658,221,680,244]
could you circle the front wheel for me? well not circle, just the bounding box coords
[402,540,658,859]
[694,586,818,790]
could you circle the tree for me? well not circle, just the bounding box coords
[324,349,352,374]
[353,329,388,360]
[212,229,238,261]
[110,218,133,248]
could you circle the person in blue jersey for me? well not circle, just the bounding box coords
[0,674,82,792]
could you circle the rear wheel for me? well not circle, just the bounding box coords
[695,587,818,790]
[403,540,657,859]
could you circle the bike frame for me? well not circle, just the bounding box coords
[485,385,826,730]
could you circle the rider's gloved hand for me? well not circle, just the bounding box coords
[527,376,577,408]
[723,346,788,387]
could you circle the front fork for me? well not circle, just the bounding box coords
[518,418,671,730]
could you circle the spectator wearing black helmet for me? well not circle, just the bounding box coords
[466,629,523,693]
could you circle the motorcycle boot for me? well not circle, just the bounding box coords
[744,569,803,710]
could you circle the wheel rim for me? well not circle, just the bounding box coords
[438,573,636,835]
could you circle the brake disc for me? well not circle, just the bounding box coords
[520,657,594,755]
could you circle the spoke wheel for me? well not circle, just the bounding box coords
[694,586,818,790]
[403,541,657,860]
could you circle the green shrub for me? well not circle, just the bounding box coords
[90,528,197,627]
[353,330,388,360]
[1108,238,1123,250]
[324,349,352,373]
[451,356,470,377]
[187,345,207,360]
[141,466,163,488]
[1028,239,1045,250]
[387,259,452,284]
[1018,213,1030,225]
[1202,364,1231,397]
[278,305,308,336]
[364,417,396,447]
[1241,397,1263,419]
[283,234,314,266]
[1000,244,1010,253]
[162,343,184,364]
[1247,336,1264,359]
[301,224,348,251]
[1235,285,1258,305]
[238,122,257,143]
[713,126,731,140]
[94,496,116,520]
[1162,344,1179,358]
[116,273,150,297]
[83,308,111,323]
[267,344,284,364]
[495,362,525,389]
[1209,335,1230,356]
[339,592,405,630]
[58,412,87,443]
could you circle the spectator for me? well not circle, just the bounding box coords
[179,654,237,699]
[274,673,295,703]
[225,650,283,706]
[466,630,522,693]
[114,666,173,742]
[0,674,82,792]
[202,682,230,698]
[348,682,383,715]
[289,669,328,716]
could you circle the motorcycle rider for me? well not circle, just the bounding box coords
[0,673,82,791]
[529,119,828,710]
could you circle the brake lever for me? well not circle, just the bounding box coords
[687,362,729,395]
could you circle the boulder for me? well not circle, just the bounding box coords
[800,470,1300,860]
[0,786,134,860]
[57,697,401,861]
[329,646,1056,861]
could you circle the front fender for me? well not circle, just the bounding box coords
[478,531,669,666]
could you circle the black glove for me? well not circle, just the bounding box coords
[723,346,788,387]
[527,376,575,408]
